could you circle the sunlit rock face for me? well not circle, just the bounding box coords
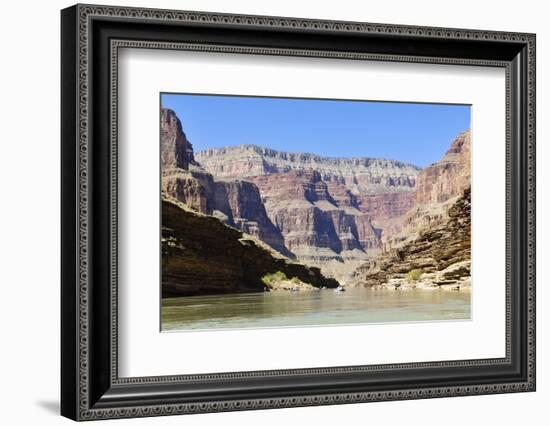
[381,130,472,249]
[195,144,419,193]
[160,108,196,170]
[162,107,470,285]
[195,145,420,281]
[160,109,289,257]
[350,131,472,291]
[415,130,471,205]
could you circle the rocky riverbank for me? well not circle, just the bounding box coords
[351,187,471,292]
[162,195,339,297]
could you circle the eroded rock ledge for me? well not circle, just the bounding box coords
[351,186,471,292]
[162,196,339,297]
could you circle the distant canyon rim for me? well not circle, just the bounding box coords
[160,107,471,293]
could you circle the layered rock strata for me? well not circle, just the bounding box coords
[247,170,382,281]
[160,108,196,170]
[162,196,339,297]
[161,106,471,288]
[382,130,472,249]
[415,130,471,205]
[196,145,421,281]
[351,187,471,291]
[196,144,420,193]
[160,109,290,257]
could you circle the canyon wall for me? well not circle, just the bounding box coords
[384,130,472,248]
[161,107,471,286]
[160,109,290,257]
[351,186,471,291]
[160,108,196,170]
[195,144,419,193]
[351,131,472,289]
[416,130,471,205]
[247,170,383,280]
[196,144,421,281]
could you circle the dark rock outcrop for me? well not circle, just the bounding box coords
[162,197,339,297]
[351,187,471,289]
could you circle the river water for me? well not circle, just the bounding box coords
[161,287,470,332]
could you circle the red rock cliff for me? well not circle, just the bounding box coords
[160,108,289,257]
[416,130,471,205]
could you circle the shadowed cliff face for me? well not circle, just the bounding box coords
[162,197,339,297]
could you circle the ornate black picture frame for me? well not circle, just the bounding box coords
[61,4,536,421]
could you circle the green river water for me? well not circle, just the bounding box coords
[161,287,471,332]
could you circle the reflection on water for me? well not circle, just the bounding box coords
[161,288,471,332]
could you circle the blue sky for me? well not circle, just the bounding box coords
[161,93,470,168]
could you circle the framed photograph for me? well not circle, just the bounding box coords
[61,4,536,421]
